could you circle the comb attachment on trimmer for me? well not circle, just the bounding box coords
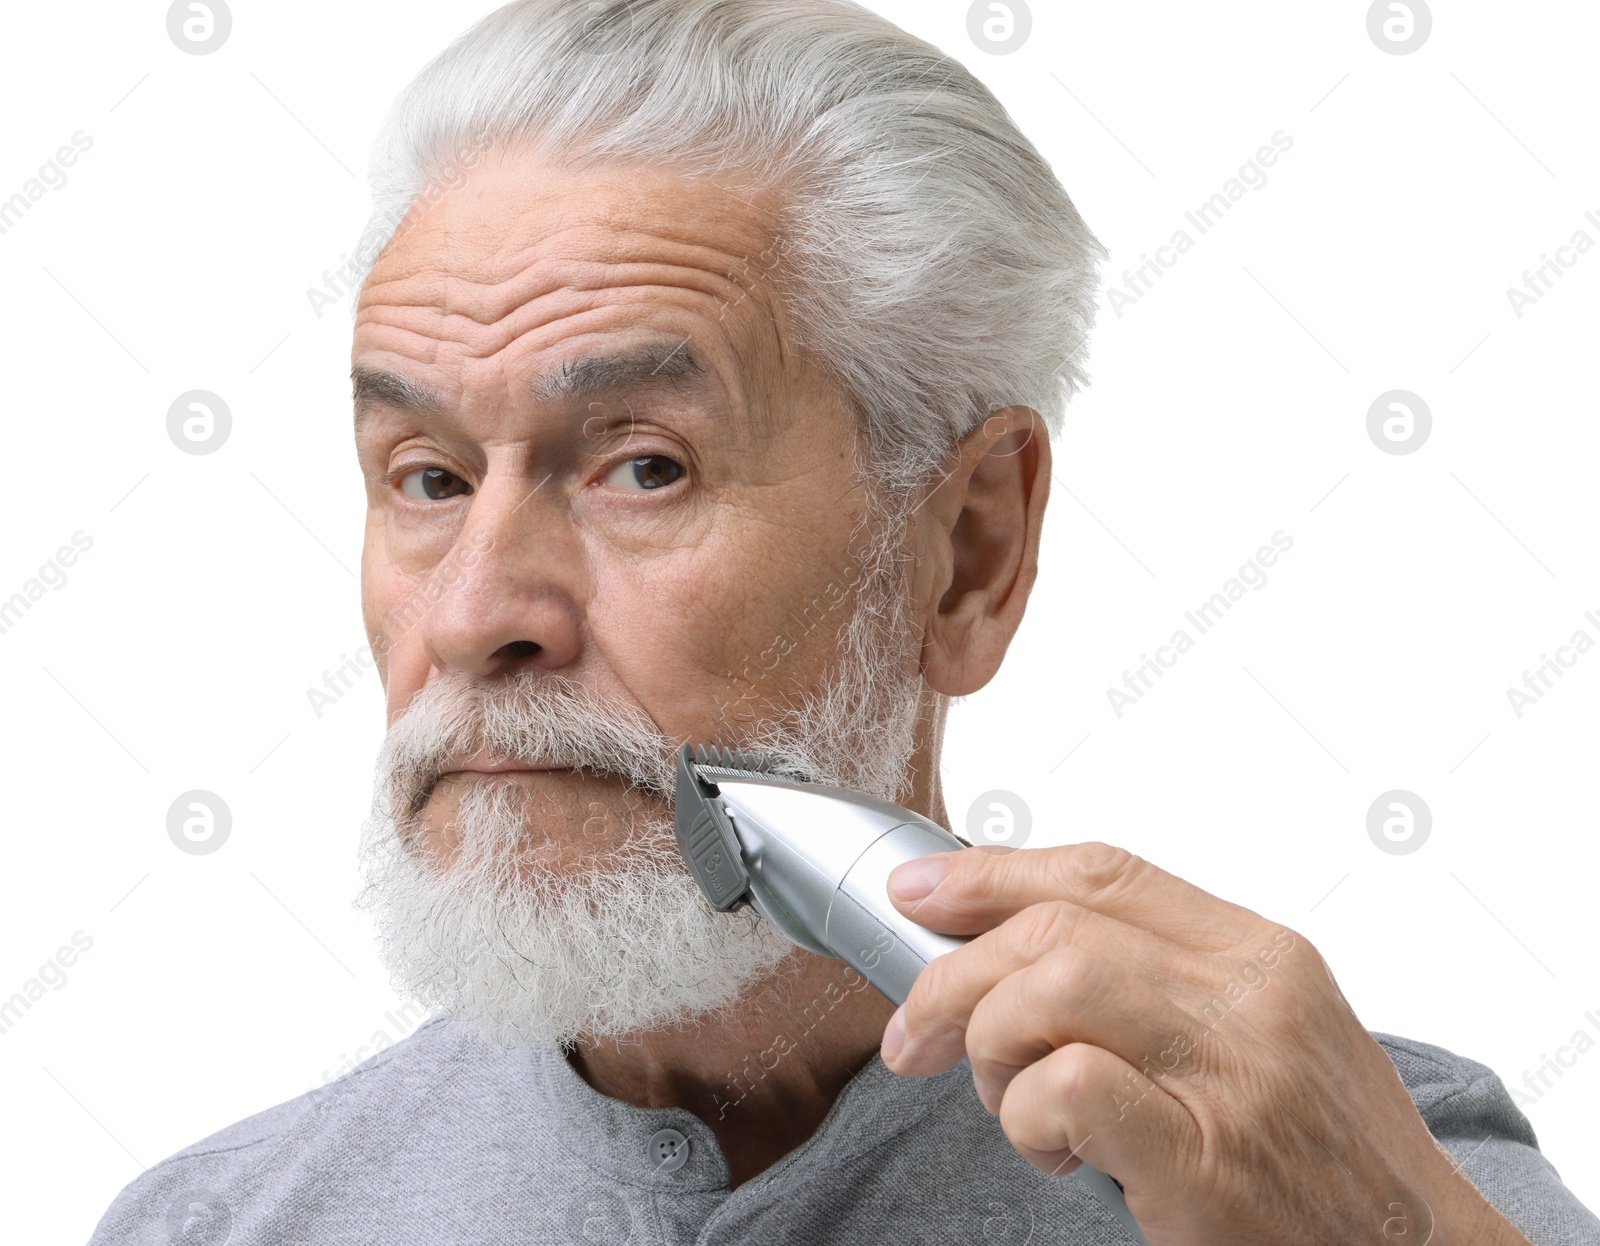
[673,743,754,911]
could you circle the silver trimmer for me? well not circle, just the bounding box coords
[673,744,1149,1245]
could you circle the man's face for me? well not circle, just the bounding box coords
[348,142,930,1046]
[353,143,908,851]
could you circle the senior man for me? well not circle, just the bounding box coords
[91,1,1598,1243]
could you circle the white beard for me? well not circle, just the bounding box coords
[354,500,929,1051]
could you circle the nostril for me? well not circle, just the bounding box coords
[496,640,541,660]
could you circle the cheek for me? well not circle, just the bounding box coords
[361,512,407,640]
[379,501,462,575]
[679,565,865,735]
[590,561,751,736]
[582,519,807,742]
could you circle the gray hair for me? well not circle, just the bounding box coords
[351,0,1105,494]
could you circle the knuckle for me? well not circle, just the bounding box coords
[1014,900,1087,961]
[1036,945,1099,1007]
[1041,1043,1095,1108]
[1242,922,1310,983]
[948,844,1008,900]
[963,991,1007,1054]
[907,951,957,1017]
[1052,841,1141,901]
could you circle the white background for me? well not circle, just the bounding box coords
[0,1,1595,1241]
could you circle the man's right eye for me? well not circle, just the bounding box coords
[399,468,474,501]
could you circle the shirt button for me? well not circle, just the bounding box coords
[648,1127,690,1173]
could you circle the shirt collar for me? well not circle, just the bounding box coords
[488,1024,972,1192]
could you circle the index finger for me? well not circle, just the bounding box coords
[887,841,1265,951]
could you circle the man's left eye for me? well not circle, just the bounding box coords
[399,468,474,500]
[604,455,684,491]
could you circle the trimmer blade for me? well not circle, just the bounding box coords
[689,742,778,782]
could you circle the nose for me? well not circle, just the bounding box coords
[419,477,583,678]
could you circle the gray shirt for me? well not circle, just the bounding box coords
[87,1016,1600,1244]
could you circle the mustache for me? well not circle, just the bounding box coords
[376,670,680,822]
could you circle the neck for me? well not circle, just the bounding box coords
[564,952,899,1187]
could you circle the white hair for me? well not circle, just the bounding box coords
[351,0,1105,493]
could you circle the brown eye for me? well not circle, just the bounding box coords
[604,455,684,491]
[399,468,473,500]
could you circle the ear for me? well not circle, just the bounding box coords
[911,407,1050,697]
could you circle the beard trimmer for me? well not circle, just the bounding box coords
[673,743,1149,1245]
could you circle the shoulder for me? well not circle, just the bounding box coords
[1373,1028,1499,1091]
[85,1015,457,1244]
[161,1013,453,1159]
[1370,1032,1600,1242]
[1371,1029,1537,1148]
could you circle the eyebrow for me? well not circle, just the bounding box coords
[534,341,705,402]
[352,342,710,432]
[351,366,446,424]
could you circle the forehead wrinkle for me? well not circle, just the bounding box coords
[357,191,798,446]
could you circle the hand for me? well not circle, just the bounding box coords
[879,842,1531,1245]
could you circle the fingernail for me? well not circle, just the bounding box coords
[881,1006,906,1063]
[888,855,948,903]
